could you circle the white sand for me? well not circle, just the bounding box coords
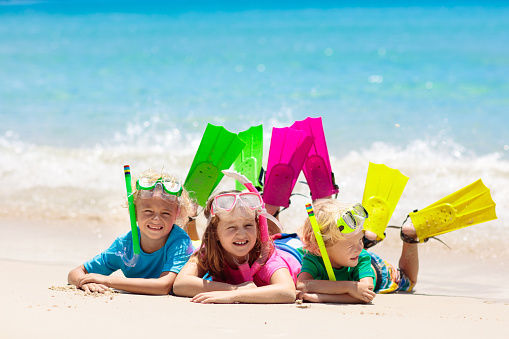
[1,218,508,338]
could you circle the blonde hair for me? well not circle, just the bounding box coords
[128,168,194,227]
[190,190,264,281]
[299,199,357,255]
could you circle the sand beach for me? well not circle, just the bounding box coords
[1,217,508,339]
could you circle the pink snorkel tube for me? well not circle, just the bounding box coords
[222,169,277,282]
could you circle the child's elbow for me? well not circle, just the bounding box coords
[158,283,173,295]
[172,282,183,296]
[275,288,296,304]
[284,290,297,303]
[172,277,189,297]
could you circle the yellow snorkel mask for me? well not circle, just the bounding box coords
[336,203,368,237]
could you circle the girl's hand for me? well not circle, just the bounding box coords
[348,281,375,302]
[81,282,111,294]
[190,291,238,304]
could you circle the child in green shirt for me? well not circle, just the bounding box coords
[297,199,419,303]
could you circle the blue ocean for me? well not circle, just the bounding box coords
[1,1,508,259]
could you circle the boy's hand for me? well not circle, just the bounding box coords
[348,281,375,302]
[76,273,111,289]
[81,282,111,294]
[297,291,323,303]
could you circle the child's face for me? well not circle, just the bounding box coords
[136,196,180,250]
[327,231,364,269]
[216,211,257,263]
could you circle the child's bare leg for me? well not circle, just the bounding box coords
[184,220,200,241]
[364,230,378,242]
[184,203,200,240]
[399,224,419,284]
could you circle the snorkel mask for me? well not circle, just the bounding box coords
[136,177,183,203]
[336,203,368,237]
[210,192,263,220]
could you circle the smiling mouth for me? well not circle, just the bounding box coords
[148,225,163,230]
[233,240,248,245]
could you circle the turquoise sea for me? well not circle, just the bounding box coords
[1,1,508,258]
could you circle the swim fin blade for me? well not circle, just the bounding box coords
[409,179,497,242]
[233,124,263,192]
[362,162,409,241]
[184,123,246,207]
[263,127,314,208]
[290,117,339,200]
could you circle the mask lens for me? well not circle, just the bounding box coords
[352,203,369,219]
[138,190,154,199]
[342,211,358,229]
[161,179,182,196]
[214,194,237,211]
[239,193,263,209]
[138,177,156,189]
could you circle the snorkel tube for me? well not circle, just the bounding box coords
[305,203,336,281]
[222,170,278,282]
[121,165,140,267]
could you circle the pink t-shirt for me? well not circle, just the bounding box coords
[219,249,301,286]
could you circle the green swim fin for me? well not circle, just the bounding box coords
[233,124,263,192]
[408,179,497,242]
[184,124,246,207]
[362,162,409,242]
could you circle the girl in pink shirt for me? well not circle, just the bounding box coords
[173,171,300,304]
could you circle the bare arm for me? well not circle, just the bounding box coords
[189,268,296,304]
[68,264,178,295]
[297,292,367,304]
[297,272,375,303]
[173,260,243,297]
[68,265,110,293]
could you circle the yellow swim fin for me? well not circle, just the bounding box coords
[362,163,409,244]
[409,179,497,242]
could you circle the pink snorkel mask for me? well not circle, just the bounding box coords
[210,192,263,220]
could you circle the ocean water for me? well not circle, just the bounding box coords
[1,1,508,258]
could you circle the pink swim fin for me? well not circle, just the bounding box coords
[263,127,314,208]
[290,117,339,200]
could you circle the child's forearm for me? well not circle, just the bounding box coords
[98,275,175,295]
[230,284,296,304]
[301,292,369,304]
[74,271,177,295]
[298,279,358,295]
[173,275,238,297]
